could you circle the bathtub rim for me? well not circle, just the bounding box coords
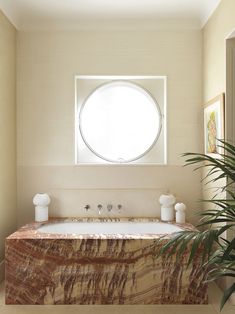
[6,217,197,240]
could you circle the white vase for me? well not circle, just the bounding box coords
[159,194,176,222]
[33,193,51,222]
[175,203,186,224]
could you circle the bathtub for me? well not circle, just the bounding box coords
[5,218,208,305]
[37,221,183,235]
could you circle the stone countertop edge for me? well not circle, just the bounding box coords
[6,217,197,240]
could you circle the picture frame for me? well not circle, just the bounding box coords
[204,93,225,157]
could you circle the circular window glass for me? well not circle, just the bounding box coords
[79,81,162,163]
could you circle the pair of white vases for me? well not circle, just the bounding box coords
[33,193,51,222]
[159,194,186,223]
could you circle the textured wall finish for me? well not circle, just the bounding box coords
[0,10,17,278]
[17,166,202,226]
[17,29,202,226]
[203,0,235,103]
[203,0,235,303]
[5,219,208,305]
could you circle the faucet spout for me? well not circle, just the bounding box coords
[97,204,102,215]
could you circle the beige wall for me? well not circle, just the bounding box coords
[17,29,202,226]
[203,0,235,302]
[203,0,235,102]
[202,0,235,221]
[0,10,16,277]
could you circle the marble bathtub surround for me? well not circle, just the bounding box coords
[5,218,207,305]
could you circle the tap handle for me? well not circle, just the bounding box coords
[97,204,102,215]
[107,204,113,212]
[84,204,90,211]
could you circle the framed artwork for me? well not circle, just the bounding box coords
[204,93,225,156]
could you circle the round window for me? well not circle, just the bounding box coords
[79,81,162,163]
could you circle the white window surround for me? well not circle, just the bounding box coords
[75,75,167,165]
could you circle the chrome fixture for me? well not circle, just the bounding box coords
[117,204,122,212]
[107,204,113,212]
[84,204,90,211]
[97,204,103,215]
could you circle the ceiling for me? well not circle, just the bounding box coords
[0,0,221,30]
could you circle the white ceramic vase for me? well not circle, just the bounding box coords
[175,202,186,224]
[33,193,51,222]
[159,194,176,222]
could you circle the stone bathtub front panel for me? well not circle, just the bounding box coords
[5,219,208,305]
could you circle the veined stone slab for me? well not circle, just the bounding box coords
[5,218,208,305]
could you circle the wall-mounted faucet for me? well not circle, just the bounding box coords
[97,204,103,215]
[84,204,90,211]
[83,203,122,215]
[107,204,113,212]
[117,204,122,213]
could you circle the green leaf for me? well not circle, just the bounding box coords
[223,238,235,259]
[217,224,235,236]
[220,283,235,310]
[157,140,235,309]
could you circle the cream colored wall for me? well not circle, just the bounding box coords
[203,0,235,303]
[203,0,235,102]
[0,10,16,279]
[17,29,202,226]
[202,0,235,222]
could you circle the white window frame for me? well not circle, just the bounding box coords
[75,75,167,165]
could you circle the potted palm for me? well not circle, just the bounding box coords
[160,140,235,310]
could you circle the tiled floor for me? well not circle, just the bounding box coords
[0,281,234,314]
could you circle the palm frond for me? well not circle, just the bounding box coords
[158,140,235,310]
[220,283,235,310]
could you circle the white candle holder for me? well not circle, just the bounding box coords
[33,193,51,222]
[175,202,186,224]
[159,194,176,222]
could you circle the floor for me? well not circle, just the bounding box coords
[0,281,234,314]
